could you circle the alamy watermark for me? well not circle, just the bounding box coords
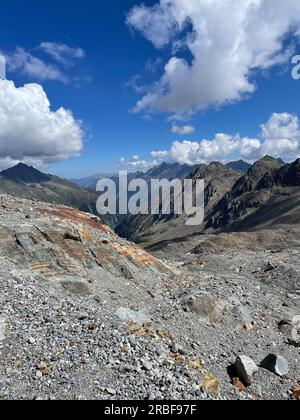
[96,172,205,226]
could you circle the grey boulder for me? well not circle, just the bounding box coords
[235,355,259,386]
[261,354,289,377]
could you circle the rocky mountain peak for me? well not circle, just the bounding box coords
[208,161,225,169]
[273,157,300,187]
[146,162,196,180]
[247,155,281,179]
[0,163,52,184]
[192,161,239,179]
[294,158,300,166]
[226,160,251,173]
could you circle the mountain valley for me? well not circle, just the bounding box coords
[0,158,299,400]
[0,194,299,400]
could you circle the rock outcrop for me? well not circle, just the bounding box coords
[206,157,300,232]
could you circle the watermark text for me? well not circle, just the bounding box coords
[96,172,205,226]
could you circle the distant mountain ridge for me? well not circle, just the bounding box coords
[1,157,299,250]
[72,162,197,190]
[0,163,98,215]
[145,162,197,180]
[226,160,251,173]
[226,158,285,173]
[70,173,116,190]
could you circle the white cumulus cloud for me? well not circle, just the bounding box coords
[149,113,300,165]
[151,150,169,159]
[171,124,195,135]
[168,135,261,164]
[119,155,158,171]
[260,113,300,161]
[0,79,83,169]
[127,0,300,117]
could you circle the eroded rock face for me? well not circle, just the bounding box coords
[0,204,170,293]
[0,196,178,328]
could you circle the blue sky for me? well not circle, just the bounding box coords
[0,0,300,178]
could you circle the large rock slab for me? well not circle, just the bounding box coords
[0,206,172,293]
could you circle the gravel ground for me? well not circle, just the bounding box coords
[0,194,299,400]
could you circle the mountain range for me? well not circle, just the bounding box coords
[71,158,285,191]
[1,156,300,402]
[71,162,198,190]
[115,156,299,248]
[0,157,298,251]
[115,161,242,243]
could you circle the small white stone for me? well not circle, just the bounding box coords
[141,359,152,371]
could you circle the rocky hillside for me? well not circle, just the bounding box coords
[0,194,299,400]
[138,157,300,251]
[206,157,300,231]
[116,162,241,245]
